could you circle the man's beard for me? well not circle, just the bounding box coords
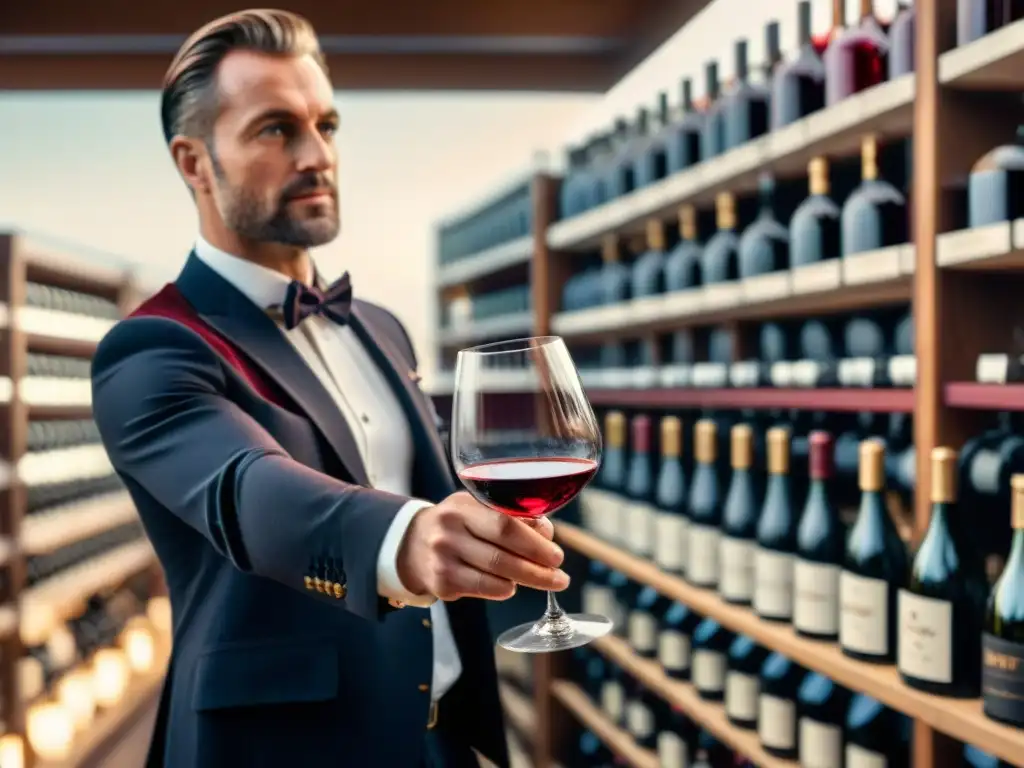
[210,153,340,248]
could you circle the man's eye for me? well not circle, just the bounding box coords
[320,123,338,137]
[261,123,289,137]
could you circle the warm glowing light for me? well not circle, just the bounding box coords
[147,596,171,635]
[121,623,155,673]
[92,648,129,707]
[58,669,97,730]
[0,733,25,768]
[26,702,75,760]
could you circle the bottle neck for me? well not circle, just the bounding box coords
[807,477,832,507]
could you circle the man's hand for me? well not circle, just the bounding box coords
[396,491,569,601]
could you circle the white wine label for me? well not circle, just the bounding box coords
[794,559,840,635]
[725,671,759,721]
[791,360,827,388]
[982,633,1024,725]
[758,695,796,749]
[627,700,655,738]
[846,743,888,768]
[898,590,953,683]
[658,731,689,768]
[840,571,890,656]
[687,524,720,586]
[770,361,794,387]
[625,501,657,556]
[837,357,878,388]
[754,549,794,619]
[659,630,691,673]
[582,584,616,619]
[601,681,624,721]
[653,511,687,572]
[889,354,916,386]
[629,611,658,654]
[692,650,725,694]
[799,718,842,768]
[719,536,755,601]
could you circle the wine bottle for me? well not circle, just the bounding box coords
[738,175,790,280]
[702,192,741,289]
[576,730,614,766]
[700,61,726,161]
[582,559,618,622]
[982,474,1024,727]
[967,129,1024,228]
[899,447,989,697]
[659,601,701,682]
[607,569,631,636]
[598,235,631,305]
[635,99,669,190]
[625,676,658,750]
[794,432,845,640]
[797,673,850,768]
[841,134,908,256]
[558,145,589,220]
[600,662,626,726]
[771,0,827,129]
[790,158,842,269]
[624,414,656,557]
[658,705,695,768]
[725,635,769,729]
[25,521,146,586]
[654,416,688,575]
[844,694,910,767]
[758,652,805,759]
[722,39,770,150]
[688,420,723,588]
[888,1,916,78]
[719,424,758,604]
[840,439,908,663]
[964,744,1015,768]
[754,427,798,622]
[824,0,889,106]
[665,204,703,291]
[957,0,1018,46]
[593,411,626,541]
[632,220,666,298]
[666,78,705,174]
[692,618,733,701]
[629,586,671,661]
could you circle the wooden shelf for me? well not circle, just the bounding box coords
[585,387,914,412]
[551,254,912,342]
[427,369,539,396]
[437,235,534,290]
[944,382,1024,410]
[36,651,169,768]
[940,20,1024,89]
[556,521,1024,766]
[546,77,914,252]
[550,680,658,768]
[24,333,98,359]
[593,635,798,768]
[19,540,155,645]
[20,492,137,556]
[26,403,92,420]
[936,220,1024,271]
[499,682,537,741]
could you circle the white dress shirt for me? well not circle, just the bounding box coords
[194,237,462,702]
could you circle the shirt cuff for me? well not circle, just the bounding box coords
[376,498,437,608]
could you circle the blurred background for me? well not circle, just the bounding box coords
[9,0,1024,767]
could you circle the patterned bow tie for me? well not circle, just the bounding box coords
[280,272,353,330]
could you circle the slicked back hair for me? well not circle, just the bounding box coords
[160,9,328,145]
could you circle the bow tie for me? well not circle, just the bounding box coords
[279,272,353,330]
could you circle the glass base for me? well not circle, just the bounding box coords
[496,612,613,654]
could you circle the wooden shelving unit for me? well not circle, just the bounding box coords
[550,681,658,768]
[0,231,166,768]
[427,3,1024,767]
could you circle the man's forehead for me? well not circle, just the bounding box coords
[216,49,334,117]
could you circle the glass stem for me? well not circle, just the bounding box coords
[535,590,573,639]
[545,590,566,620]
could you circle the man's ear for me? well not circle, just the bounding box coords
[169,136,212,194]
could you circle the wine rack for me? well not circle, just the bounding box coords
[428,5,1024,768]
[0,232,170,768]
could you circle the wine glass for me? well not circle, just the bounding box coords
[451,335,613,653]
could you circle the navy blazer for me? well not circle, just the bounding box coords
[91,254,507,768]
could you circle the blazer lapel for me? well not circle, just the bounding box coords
[175,254,370,486]
[348,304,455,498]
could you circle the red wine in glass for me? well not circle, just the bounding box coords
[458,457,599,518]
[451,335,611,653]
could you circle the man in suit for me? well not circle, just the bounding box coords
[90,10,570,768]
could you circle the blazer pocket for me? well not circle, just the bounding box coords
[191,639,339,711]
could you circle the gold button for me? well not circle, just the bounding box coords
[333,582,347,599]
[314,578,323,593]
[418,684,429,692]
[422,618,431,628]
[388,598,406,609]
[304,576,313,590]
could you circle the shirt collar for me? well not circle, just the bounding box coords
[193,235,316,309]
